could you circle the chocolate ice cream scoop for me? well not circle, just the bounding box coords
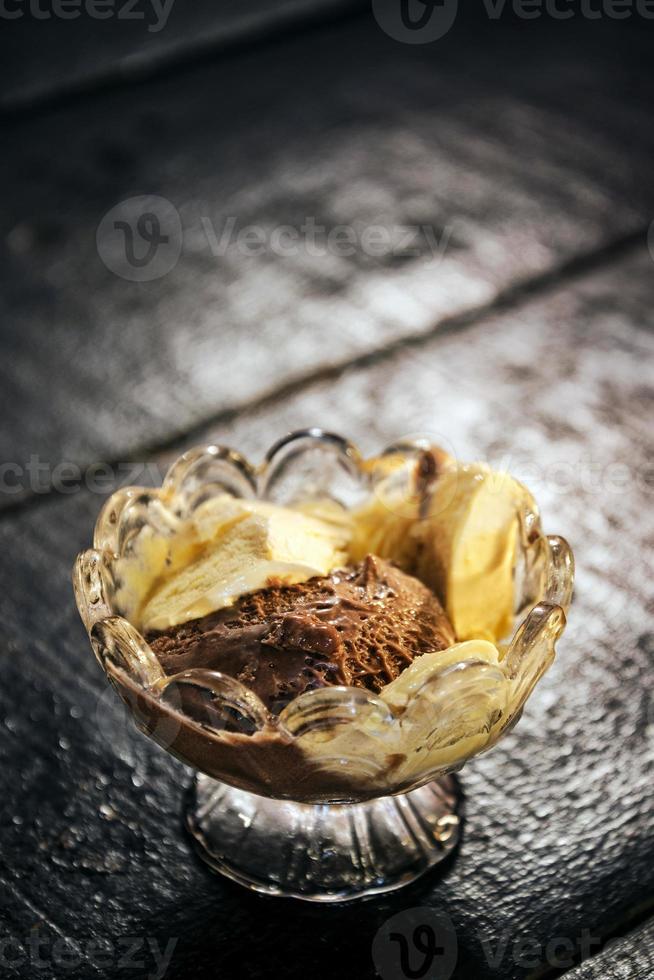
[147,555,455,714]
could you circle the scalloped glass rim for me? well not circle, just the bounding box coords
[73,429,574,802]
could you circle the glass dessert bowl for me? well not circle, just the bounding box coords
[73,429,574,902]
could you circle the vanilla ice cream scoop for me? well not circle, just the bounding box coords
[417,464,535,644]
[115,495,350,632]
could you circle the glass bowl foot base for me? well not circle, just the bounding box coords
[186,774,461,902]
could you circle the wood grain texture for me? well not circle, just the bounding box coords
[0,0,363,112]
[1,14,654,486]
[0,247,652,978]
[566,920,654,979]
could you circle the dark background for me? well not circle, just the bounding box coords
[1,2,653,978]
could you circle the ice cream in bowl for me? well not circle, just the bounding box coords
[73,429,574,901]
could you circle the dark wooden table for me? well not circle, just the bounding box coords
[1,5,653,978]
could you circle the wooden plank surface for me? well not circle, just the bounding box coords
[2,8,653,979]
[1,13,654,494]
[0,0,363,112]
[0,245,652,979]
[566,920,654,979]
